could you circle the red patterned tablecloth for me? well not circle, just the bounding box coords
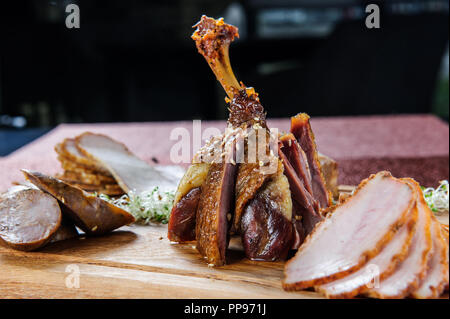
[0,114,448,192]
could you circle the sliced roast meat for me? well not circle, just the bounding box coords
[278,144,321,237]
[290,113,331,209]
[283,172,416,290]
[55,138,110,175]
[196,160,238,266]
[0,188,61,251]
[76,132,184,194]
[195,137,238,266]
[23,170,135,235]
[410,219,449,299]
[240,168,294,261]
[316,205,416,298]
[365,179,433,299]
[279,133,312,194]
[168,187,201,242]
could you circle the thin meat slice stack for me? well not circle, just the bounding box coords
[315,178,426,298]
[410,218,449,298]
[283,172,449,299]
[283,172,416,290]
[365,179,433,298]
[55,133,184,197]
[55,138,123,196]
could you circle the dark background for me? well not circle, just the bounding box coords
[0,0,448,154]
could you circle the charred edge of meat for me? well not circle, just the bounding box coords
[291,113,331,209]
[195,141,238,266]
[22,170,135,236]
[168,187,201,242]
[192,15,238,61]
[228,88,267,129]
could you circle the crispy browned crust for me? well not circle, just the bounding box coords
[282,171,416,291]
[56,181,124,197]
[57,155,113,177]
[316,197,419,299]
[55,138,110,175]
[22,170,134,235]
[362,178,433,299]
[195,161,237,266]
[290,113,332,210]
[56,170,116,186]
[410,219,449,299]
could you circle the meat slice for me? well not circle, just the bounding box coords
[168,187,201,242]
[315,193,418,299]
[240,165,294,261]
[0,188,61,251]
[279,133,313,194]
[76,132,184,194]
[55,138,110,175]
[195,159,238,266]
[278,144,321,237]
[290,113,331,209]
[365,179,433,299]
[195,136,238,266]
[410,219,449,299]
[168,163,210,242]
[23,170,135,235]
[283,171,416,290]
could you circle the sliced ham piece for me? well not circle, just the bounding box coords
[315,196,418,299]
[283,171,416,290]
[410,219,449,299]
[364,179,433,298]
[76,133,184,194]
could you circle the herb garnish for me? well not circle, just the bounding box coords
[422,180,449,214]
[99,187,175,224]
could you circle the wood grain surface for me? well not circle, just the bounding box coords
[1,186,448,299]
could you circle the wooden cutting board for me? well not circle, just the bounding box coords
[1,186,448,299]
